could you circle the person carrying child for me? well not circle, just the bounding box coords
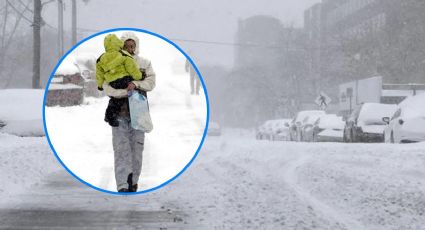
[98,32,156,193]
[96,34,142,127]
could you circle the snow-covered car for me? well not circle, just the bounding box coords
[270,119,292,141]
[312,114,345,142]
[383,93,425,143]
[256,119,287,140]
[343,103,397,143]
[289,110,326,142]
[256,121,272,140]
[256,120,276,140]
[301,114,324,142]
[0,89,45,137]
[208,122,221,136]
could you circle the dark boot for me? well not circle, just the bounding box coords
[131,184,138,192]
[118,188,129,193]
[106,118,119,127]
[127,173,133,192]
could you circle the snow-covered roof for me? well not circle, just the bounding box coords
[51,77,64,83]
[55,60,80,76]
[49,83,83,90]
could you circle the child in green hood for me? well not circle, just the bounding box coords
[96,34,142,127]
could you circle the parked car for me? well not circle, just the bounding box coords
[289,110,326,142]
[301,114,325,142]
[256,119,290,141]
[208,122,221,136]
[313,114,345,142]
[256,120,274,140]
[271,119,292,141]
[343,103,397,143]
[383,93,425,143]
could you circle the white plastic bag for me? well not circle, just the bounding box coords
[128,91,153,132]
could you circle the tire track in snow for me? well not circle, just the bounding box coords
[283,155,365,230]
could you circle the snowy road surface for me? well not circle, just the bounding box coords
[1,129,425,229]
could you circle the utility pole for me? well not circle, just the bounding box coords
[58,0,64,58]
[71,0,77,46]
[32,0,41,89]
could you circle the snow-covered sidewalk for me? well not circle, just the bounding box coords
[0,134,59,199]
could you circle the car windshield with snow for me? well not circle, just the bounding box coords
[344,103,397,143]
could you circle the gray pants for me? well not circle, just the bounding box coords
[112,116,145,191]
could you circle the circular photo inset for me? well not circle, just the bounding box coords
[43,28,209,194]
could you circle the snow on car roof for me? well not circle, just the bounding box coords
[0,89,43,121]
[358,103,397,125]
[398,93,425,117]
[317,114,345,129]
[0,89,44,136]
[303,114,323,125]
[295,110,326,122]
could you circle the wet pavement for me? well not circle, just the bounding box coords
[0,171,187,229]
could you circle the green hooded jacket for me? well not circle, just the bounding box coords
[96,34,142,88]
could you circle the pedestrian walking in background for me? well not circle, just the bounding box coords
[185,59,200,95]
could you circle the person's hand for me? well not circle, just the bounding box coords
[127,82,136,91]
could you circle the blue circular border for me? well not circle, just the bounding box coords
[42,28,210,195]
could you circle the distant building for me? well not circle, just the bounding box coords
[321,0,386,39]
[304,3,323,94]
[304,0,419,99]
[234,15,285,72]
[230,15,309,124]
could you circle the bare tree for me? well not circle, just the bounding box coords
[1,1,32,86]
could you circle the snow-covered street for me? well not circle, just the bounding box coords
[1,129,424,229]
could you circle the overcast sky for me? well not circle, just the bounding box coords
[42,0,320,67]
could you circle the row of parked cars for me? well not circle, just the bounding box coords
[256,93,425,144]
[256,110,345,142]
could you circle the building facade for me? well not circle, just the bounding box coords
[305,0,425,97]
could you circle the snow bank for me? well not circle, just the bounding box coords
[0,133,59,198]
[0,89,44,137]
